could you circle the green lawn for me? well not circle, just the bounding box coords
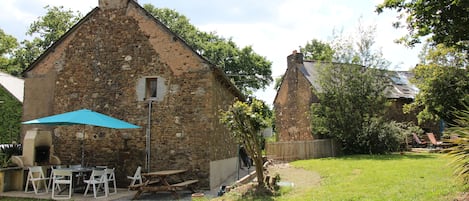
[280,152,465,201]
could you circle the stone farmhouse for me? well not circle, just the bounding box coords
[21,0,243,189]
[274,52,420,141]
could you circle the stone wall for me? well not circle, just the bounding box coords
[275,53,314,141]
[22,1,238,188]
[386,98,416,123]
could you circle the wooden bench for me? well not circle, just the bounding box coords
[170,179,199,193]
[128,180,159,190]
[171,179,198,187]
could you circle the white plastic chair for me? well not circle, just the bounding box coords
[51,169,73,200]
[127,166,143,188]
[70,164,87,185]
[25,166,49,194]
[104,168,117,194]
[48,165,65,191]
[84,169,108,198]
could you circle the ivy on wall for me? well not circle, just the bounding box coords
[0,87,22,144]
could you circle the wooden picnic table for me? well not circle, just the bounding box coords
[130,169,198,200]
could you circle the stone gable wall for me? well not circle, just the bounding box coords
[274,54,314,141]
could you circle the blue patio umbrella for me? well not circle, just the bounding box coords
[22,109,140,129]
[23,109,140,166]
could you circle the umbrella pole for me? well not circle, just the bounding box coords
[146,100,153,172]
[81,139,84,167]
[81,125,85,167]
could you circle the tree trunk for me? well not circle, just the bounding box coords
[254,154,264,186]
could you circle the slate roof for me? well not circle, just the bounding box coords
[298,61,322,90]
[385,71,419,99]
[299,61,418,99]
[0,71,24,102]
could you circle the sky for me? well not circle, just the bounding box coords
[0,0,422,106]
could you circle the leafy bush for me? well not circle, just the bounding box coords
[0,153,10,168]
[358,118,405,154]
[0,88,22,144]
[397,122,424,149]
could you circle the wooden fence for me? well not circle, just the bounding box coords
[266,139,340,161]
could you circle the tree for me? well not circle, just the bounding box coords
[27,5,81,51]
[10,39,42,76]
[330,22,390,69]
[273,76,283,91]
[300,39,334,61]
[220,98,271,188]
[0,29,19,74]
[310,23,400,154]
[311,63,393,154]
[404,44,469,125]
[143,5,272,94]
[376,0,469,51]
[11,6,81,74]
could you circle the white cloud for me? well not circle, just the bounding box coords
[0,2,36,31]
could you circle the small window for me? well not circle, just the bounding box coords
[146,78,158,99]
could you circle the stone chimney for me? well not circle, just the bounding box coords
[288,50,303,64]
[99,0,131,10]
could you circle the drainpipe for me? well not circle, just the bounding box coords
[146,100,153,172]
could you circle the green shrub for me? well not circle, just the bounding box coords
[396,122,424,150]
[358,118,404,154]
[0,152,10,168]
[0,88,22,144]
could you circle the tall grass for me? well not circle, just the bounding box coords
[282,153,464,201]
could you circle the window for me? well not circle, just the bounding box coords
[146,78,158,99]
[137,76,166,102]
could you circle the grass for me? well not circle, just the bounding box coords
[281,152,465,201]
[219,152,466,201]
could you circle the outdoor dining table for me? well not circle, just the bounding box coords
[55,167,94,193]
[131,169,199,199]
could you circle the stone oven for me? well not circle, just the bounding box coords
[12,129,61,168]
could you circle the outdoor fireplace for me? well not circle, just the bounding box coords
[34,146,50,164]
[11,129,61,167]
